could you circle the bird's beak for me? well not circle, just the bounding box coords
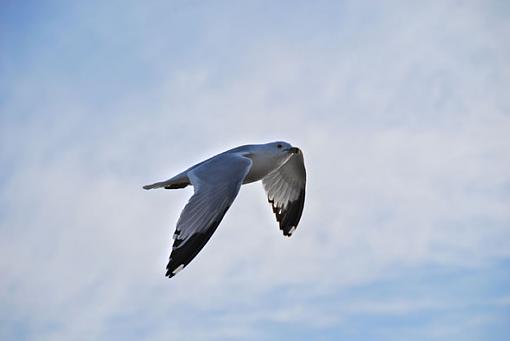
[286,147,300,154]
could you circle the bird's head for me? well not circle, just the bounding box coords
[254,141,300,166]
[241,141,300,169]
[269,141,300,155]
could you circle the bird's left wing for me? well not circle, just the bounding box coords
[167,153,252,278]
[262,150,306,236]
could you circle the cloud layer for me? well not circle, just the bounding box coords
[1,1,509,340]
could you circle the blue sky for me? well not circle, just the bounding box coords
[1,1,510,340]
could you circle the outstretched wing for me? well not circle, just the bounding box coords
[167,153,252,278]
[262,151,306,236]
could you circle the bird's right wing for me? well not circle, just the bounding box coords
[262,150,306,236]
[166,153,252,278]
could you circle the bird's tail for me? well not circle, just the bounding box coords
[143,173,190,190]
[142,181,167,190]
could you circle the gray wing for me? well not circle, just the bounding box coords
[262,151,306,237]
[166,153,252,278]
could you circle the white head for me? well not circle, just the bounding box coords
[236,141,301,183]
[249,141,300,167]
[263,141,299,154]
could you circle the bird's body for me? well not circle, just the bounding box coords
[143,141,306,278]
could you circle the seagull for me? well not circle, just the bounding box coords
[143,141,307,278]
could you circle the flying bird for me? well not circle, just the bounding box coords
[143,141,306,278]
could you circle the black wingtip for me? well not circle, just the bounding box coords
[271,189,305,237]
[165,268,176,278]
[165,262,185,278]
[164,206,231,279]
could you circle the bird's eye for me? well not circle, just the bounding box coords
[277,144,283,149]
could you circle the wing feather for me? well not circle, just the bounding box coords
[262,151,306,236]
[166,154,252,277]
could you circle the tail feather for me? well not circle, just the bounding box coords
[143,175,190,190]
[143,182,165,190]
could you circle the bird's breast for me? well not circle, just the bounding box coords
[242,155,279,184]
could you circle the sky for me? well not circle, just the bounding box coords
[1,0,510,340]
